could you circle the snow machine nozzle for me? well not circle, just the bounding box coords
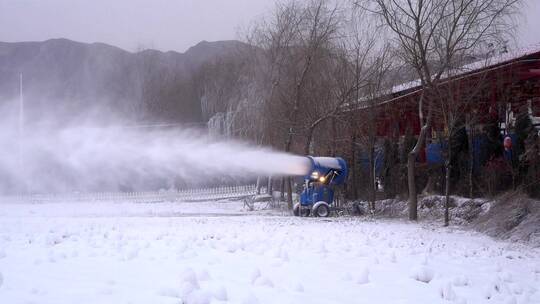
[304,156,348,186]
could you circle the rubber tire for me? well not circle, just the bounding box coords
[313,204,330,217]
[293,204,311,217]
[293,204,300,216]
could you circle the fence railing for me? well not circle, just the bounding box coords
[0,185,266,204]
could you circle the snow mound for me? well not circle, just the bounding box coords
[185,290,212,304]
[226,242,238,253]
[250,268,261,284]
[180,268,199,288]
[356,267,370,284]
[179,268,202,300]
[241,293,260,304]
[211,285,227,301]
[389,251,397,263]
[253,276,274,287]
[157,287,180,298]
[452,275,469,287]
[341,272,352,281]
[293,282,304,292]
[197,269,211,281]
[356,193,540,247]
[45,234,63,246]
[438,282,456,301]
[505,296,518,304]
[502,272,513,283]
[471,192,540,246]
[411,266,435,283]
[179,281,198,298]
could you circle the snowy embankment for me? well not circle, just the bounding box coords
[0,201,539,304]
[354,193,540,246]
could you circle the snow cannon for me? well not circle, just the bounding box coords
[294,156,348,217]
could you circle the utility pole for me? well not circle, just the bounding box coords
[18,73,25,194]
[19,73,24,136]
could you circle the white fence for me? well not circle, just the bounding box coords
[0,185,265,204]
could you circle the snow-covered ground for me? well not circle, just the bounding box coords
[0,200,539,304]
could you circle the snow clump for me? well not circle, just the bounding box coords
[411,266,435,283]
[212,285,228,301]
[439,281,456,301]
[356,267,370,284]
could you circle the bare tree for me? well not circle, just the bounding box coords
[356,49,394,213]
[248,0,344,208]
[436,54,494,226]
[361,0,521,220]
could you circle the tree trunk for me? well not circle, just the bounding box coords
[283,130,293,207]
[369,136,376,213]
[267,176,273,195]
[444,158,451,227]
[280,177,285,200]
[407,123,430,222]
[422,173,434,195]
[444,119,455,227]
[304,127,315,155]
[467,115,474,198]
[351,134,358,199]
[407,92,431,221]
[407,152,418,220]
[256,176,262,195]
[331,118,337,156]
[287,177,293,209]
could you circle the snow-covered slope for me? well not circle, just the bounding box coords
[0,201,538,304]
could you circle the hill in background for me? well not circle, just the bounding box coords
[0,38,247,126]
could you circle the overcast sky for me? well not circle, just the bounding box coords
[0,0,538,53]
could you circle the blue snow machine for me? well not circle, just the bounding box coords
[293,156,348,217]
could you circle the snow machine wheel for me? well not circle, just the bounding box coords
[293,203,311,217]
[313,203,330,217]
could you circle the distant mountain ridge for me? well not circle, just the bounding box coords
[0,38,248,125]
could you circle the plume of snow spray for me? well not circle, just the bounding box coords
[0,107,310,194]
